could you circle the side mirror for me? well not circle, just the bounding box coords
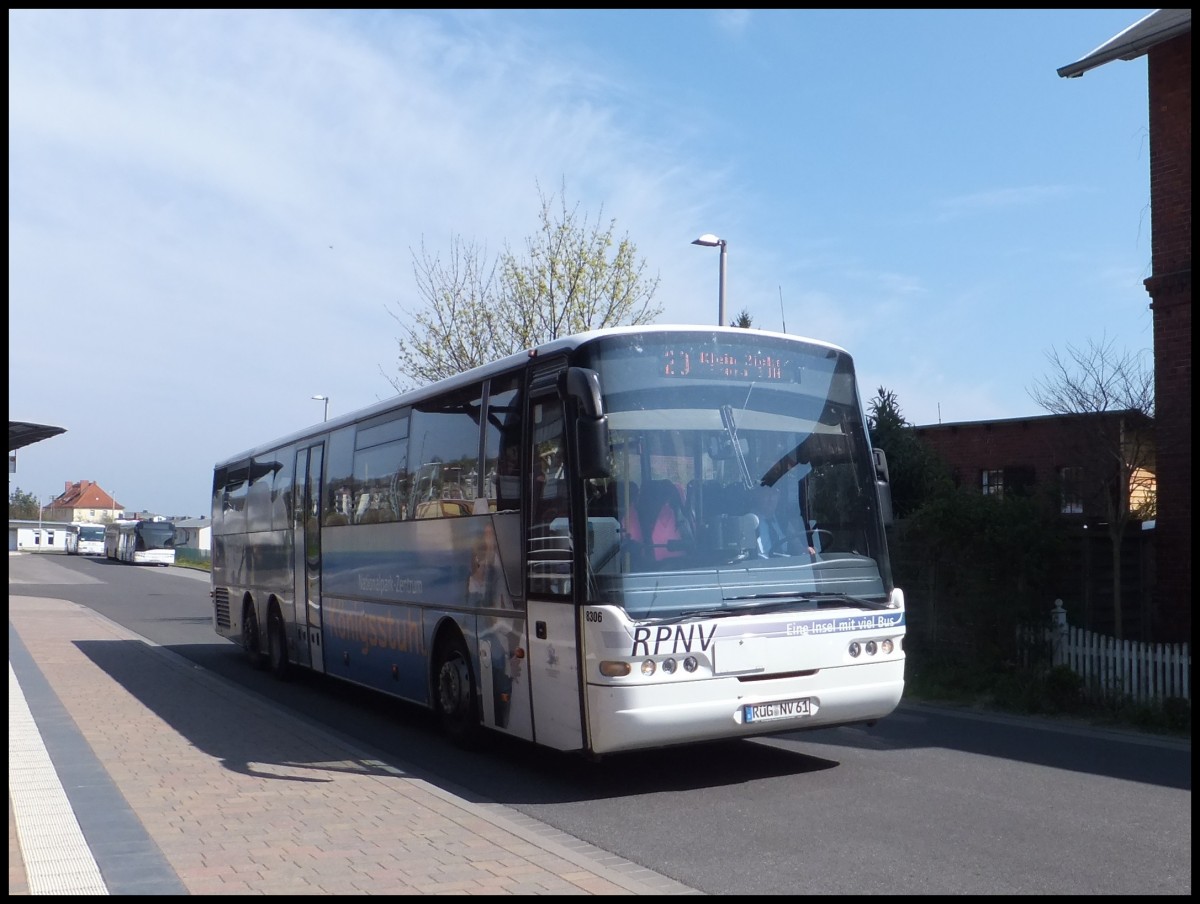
[873,447,894,525]
[561,367,611,479]
[562,366,603,418]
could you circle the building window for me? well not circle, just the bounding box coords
[981,469,1004,498]
[1060,466,1083,514]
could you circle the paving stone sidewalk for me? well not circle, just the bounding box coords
[8,590,699,895]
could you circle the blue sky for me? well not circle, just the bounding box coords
[9,9,1156,518]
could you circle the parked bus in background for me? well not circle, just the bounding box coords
[104,518,177,565]
[66,522,107,556]
[211,325,904,757]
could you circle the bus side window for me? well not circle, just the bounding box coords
[409,384,484,519]
[485,373,523,514]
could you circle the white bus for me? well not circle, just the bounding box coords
[212,326,905,757]
[104,519,177,565]
[66,522,107,556]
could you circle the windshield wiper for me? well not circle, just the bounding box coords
[668,593,894,621]
[720,404,756,489]
[723,591,799,601]
[674,604,763,620]
[798,592,893,611]
[678,597,810,618]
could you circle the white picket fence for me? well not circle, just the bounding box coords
[1021,600,1192,705]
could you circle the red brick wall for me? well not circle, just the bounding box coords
[913,415,1130,520]
[1145,32,1191,643]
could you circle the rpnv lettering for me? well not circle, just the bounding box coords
[630,623,717,656]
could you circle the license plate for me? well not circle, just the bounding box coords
[743,698,813,723]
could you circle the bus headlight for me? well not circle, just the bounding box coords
[661,658,677,674]
[640,659,657,676]
[881,639,894,654]
[599,661,631,677]
[848,642,861,658]
[683,656,698,672]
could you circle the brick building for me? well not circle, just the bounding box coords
[913,411,1155,522]
[1058,10,1191,643]
[44,479,123,523]
[914,412,1157,639]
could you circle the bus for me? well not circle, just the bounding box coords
[104,518,178,565]
[211,326,905,757]
[66,522,107,556]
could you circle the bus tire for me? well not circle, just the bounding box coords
[242,603,266,670]
[434,634,480,747]
[267,606,289,680]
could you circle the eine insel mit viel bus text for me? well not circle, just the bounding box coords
[210,325,905,757]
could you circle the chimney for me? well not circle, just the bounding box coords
[65,481,72,492]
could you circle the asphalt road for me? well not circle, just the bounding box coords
[14,553,1192,895]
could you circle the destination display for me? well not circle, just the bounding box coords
[660,347,790,381]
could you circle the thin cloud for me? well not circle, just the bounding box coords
[934,185,1077,221]
[712,10,753,34]
[9,10,1154,515]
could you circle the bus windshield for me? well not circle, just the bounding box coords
[136,521,177,551]
[577,330,891,621]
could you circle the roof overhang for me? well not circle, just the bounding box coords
[1058,8,1192,79]
[9,421,67,452]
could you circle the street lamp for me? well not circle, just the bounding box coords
[39,493,54,547]
[312,394,330,422]
[691,233,727,326]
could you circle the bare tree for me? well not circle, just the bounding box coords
[1028,335,1155,639]
[383,179,662,392]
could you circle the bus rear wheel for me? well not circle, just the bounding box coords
[242,605,266,670]
[435,636,479,747]
[267,607,289,680]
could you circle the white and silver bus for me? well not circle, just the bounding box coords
[211,326,905,756]
[66,522,107,556]
[104,519,177,565]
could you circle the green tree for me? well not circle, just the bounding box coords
[867,386,1065,659]
[1028,335,1156,640]
[896,486,1064,661]
[731,308,753,328]
[866,386,951,518]
[8,488,40,520]
[383,179,663,391]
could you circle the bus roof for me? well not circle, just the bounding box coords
[213,325,850,470]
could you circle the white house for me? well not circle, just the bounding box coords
[9,519,69,552]
[173,517,211,553]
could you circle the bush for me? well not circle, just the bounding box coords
[1042,665,1085,713]
[903,648,1189,738]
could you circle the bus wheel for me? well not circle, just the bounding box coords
[267,607,289,680]
[242,605,266,670]
[435,636,479,747]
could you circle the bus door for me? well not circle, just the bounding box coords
[293,442,326,674]
[524,367,585,751]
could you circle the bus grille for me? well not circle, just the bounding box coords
[213,587,231,629]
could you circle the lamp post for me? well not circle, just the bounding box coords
[39,493,53,547]
[312,394,330,422]
[691,234,727,326]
